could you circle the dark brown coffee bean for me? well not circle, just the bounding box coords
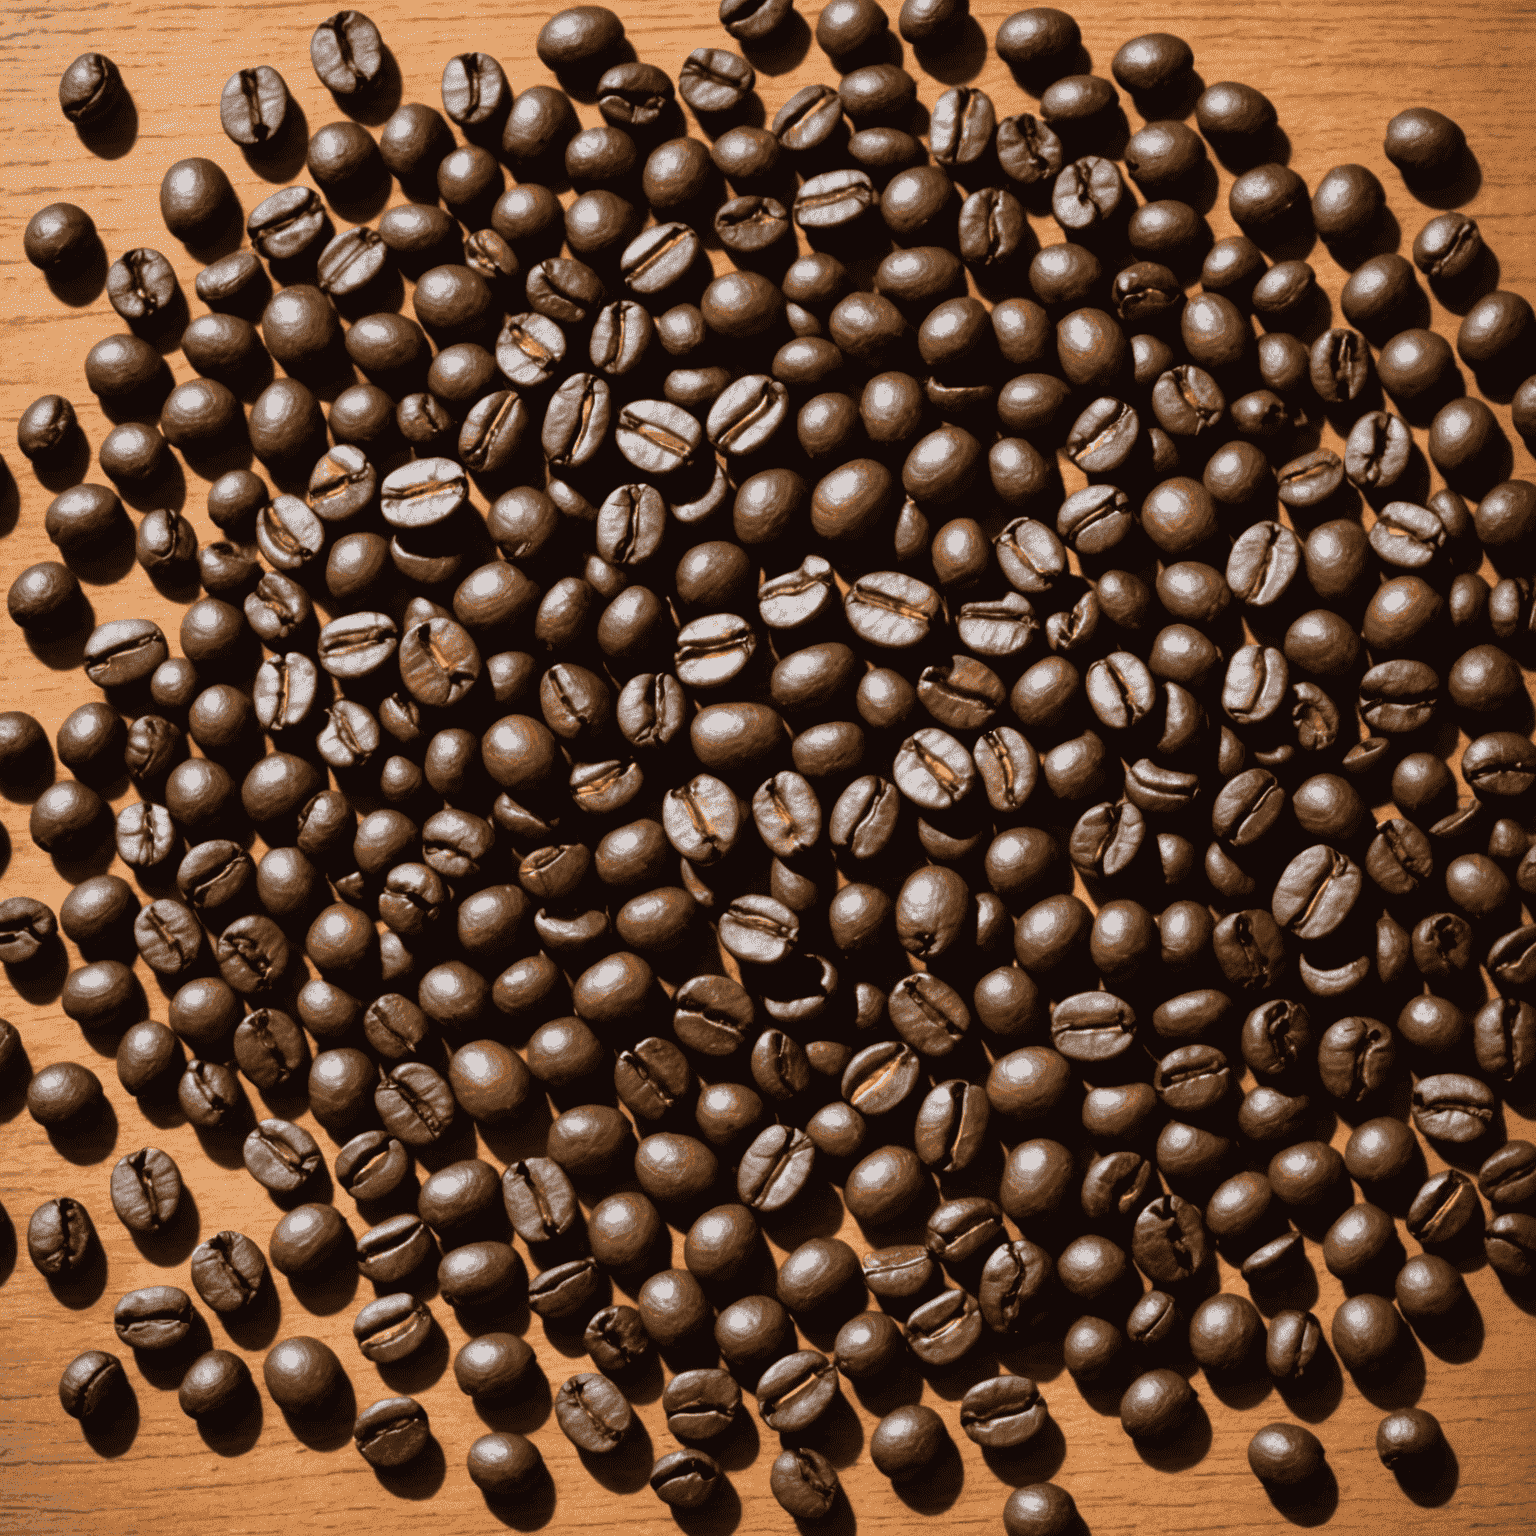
[680,47,754,115]
[1133,1195,1208,1286]
[904,1288,983,1367]
[555,1373,632,1453]
[737,1125,815,1212]
[978,1239,1051,1335]
[1317,1017,1396,1101]
[1412,1072,1495,1143]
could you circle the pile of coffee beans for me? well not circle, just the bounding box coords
[10,3,1536,1530]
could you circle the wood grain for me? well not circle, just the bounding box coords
[3,3,1536,1534]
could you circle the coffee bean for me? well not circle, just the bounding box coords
[904,1288,983,1366]
[502,1157,578,1244]
[771,1447,840,1519]
[1412,1072,1495,1142]
[961,1376,1048,1449]
[59,1350,127,1421]
[310,11,383,96]
[556,1372,632,1452]
[757,1350,839,1431]
[114,1285,194,1351]
[927,1197,1004,1265]
[680,48,755,114]
[110,1148,182,1234]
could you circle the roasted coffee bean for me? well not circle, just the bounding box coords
[961,1376,1048,1450]
[1051,992,1135,1063]
[1412,1072,1495,1143]
[110,1148,182,1234]
[794,170,877,233]
[751,772,821,859]
[1272,845,1361,940]
[1487,1213,1536,1279]
[353,1214,432,1288]
[615,398,700,475]
[905,1288,983,1367]
[738,1125,816,1212]
[528,1256,603,1320]
[846,572,940,649]
[841,1041,921,1117]
[977,1238,1052,1335]
[502,1158,579,1244]
[244,1118,320,1194]
[554,1373,633,1454]
[680,47,755,114]
[58,1350,127,1422]
[927,1197,1004,1265]
[1133,1195,1208,1286]
[758,1350,840,1431]
[352,1293,434,1367]
[721,894,799,966]
[28,1196,96,1278]
[1317,1017,1396,1101]
[612,1038,690,1123]
[376,1061,455,1147]
[114,1285,194,1351]
[1474,997,1536,1082]
[309,11,383,96]
[578,1307,648,1374]
[913,1080,989,1173]
[1360,661,1439,734]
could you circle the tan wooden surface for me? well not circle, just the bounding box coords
[3,2,1536,1533]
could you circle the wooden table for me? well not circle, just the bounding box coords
[3,2,1535,1533]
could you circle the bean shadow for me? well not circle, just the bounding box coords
[283,1372,357,1450]
[375,1434,448,1499]
[331,49,404,127]
[1394,1439,1460,1506]
[244,100,312,184]
[131,1182,203,1267]
[378,1316,451,1394]
[712,1403,761,1471]
[1494,1272,1536,1316]
[578,1414,654,1492]
[46,1236,109,1310]
[781,1391,864,1468]
[76,92,138,159]
[26,618,95,677]
[1132,1398,1213,1470]
[1400,147,1481,211]
[221,1271,283,1350]
[1203,1362,1274,1411]
[1274,1344,1344,1423]
[674,1477,744,1534]
[82,1384,140,1457]
[1430,244,1499,315]
[981,1413,1067,1485]
[798,1489,857,1536]
[741,13,812,75]
[198,1384,264,1455]
[850,1356,926,1416]
[475,1367,553,1435]
[484,1462,558,1529]
[1350,1329,1427,1409]
[915,19,988,85]
[891,1433,964,1512]
[46,240,109,307]
[47,1098,120,1166]
[287,1253,360,1316]
[1263,1463,1340,1526]
[134,1312,214,1391]
[1409,1291,1483,1364]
